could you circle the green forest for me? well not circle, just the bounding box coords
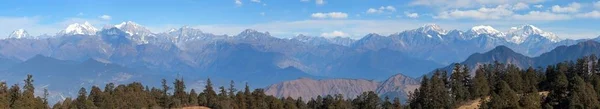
[2,55,600,109]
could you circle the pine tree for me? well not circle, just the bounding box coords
[228,80,236,99]
[382,96,393,109]
[504,65,524,93]
[160,79,171,108]
[409,76,428,109]
[544,66,569,108]
[295,97,307,109]
[471,66,490,98]
[430,71,451,109]
[203,78,217,108]
[88,86,104,107]
[16,74,37,109]
[392,97,402,109]
[450,63,469,103]
[74,87,95,108]
[568,75,600,108]
[173,78,187,107]
[189,89,198,106]
[217,86,232,109]
[0,82,8,108]
[485,81,519,108]
[283,97,298,109]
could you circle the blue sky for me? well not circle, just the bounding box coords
[1,0,600,39]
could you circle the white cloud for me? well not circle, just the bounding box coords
[366,6,396,14]
[410,0,545,9]
[576,11,600,18]
[404,12,419,18]
[595,1,600,9]
[260,12,266,16]
[316,0,325,5]
[512,11,571,21]
[300,0,309,2]
[434,5,514,20]
[99,15,112,20]
[235,0,242,6]
[534,4,543,8]
[367,8,379,14]
[551,2,581,13]
[251,0,260,3]
[512,2,529,10]
[320,31,348,37]
[383,6,396,12]
[311,12,348,19]
[77,12,84,16]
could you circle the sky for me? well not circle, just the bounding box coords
[1,0,600,39]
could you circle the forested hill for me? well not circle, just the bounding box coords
[410,56,600,108]
[435,40,600,76]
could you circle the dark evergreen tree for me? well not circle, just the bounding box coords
[173,78,187,106]
[484,81,519,108]
[567,75,600,108]
[471,66,490,98]
[189,89,198,106]
[544,66,569,108]
[450,63,470,104]
[74,87,95,108]
[203,78,218,108]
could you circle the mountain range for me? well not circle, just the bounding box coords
[2,21,600,103]
[265,40,600,103]
[435,40,600,76]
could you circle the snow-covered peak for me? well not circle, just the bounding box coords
[114,21,154,36]
[415,24,447,34]
[507,24,561,44]
[510,25,544,35]
[8,29,32,39]
[237,29,271,38]
[59,22,98,36]
[470,25,502,35]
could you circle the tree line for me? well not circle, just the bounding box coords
[3,55,600,109]
[0,76,405,109]
[409,55,600,109]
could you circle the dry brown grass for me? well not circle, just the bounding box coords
[457,91,549,109]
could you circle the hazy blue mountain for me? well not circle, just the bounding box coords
[433,40,600,76]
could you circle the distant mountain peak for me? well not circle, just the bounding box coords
[114,21,153,36]
[470,25,502,35]
[489,45,515,53]
[113,21,155,44]
[8,29,32,39]
[240,29,263,34]
[415,24,447,35]
[507,24,561,44]
[236,29,271,39]
[58,21,98,36]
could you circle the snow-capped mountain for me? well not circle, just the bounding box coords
[235,29,273,40]
[469,25,504,36]
[164,26,215,43]
[58,22,98,36]
[8,29,33,39]
[506,25,561,44]
[292,34,355,46]
[114,21,156,44]
[416,24,448,34]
